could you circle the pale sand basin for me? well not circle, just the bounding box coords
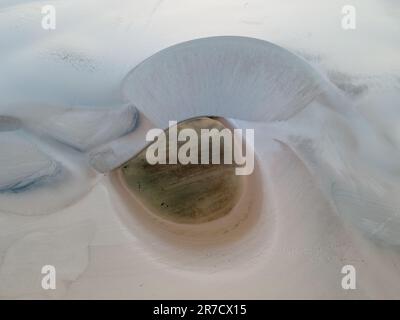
[0,0,400,299]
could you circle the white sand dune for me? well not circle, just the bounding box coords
[0,0,399,299]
